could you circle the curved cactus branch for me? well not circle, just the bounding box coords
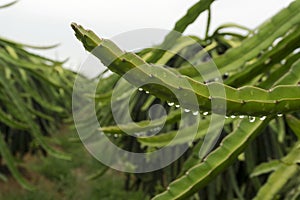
[152,119,270,200]
[72,23,300,116]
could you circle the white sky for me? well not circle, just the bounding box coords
[0,0,294,71]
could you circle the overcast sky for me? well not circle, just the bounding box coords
[0,0,293,71]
